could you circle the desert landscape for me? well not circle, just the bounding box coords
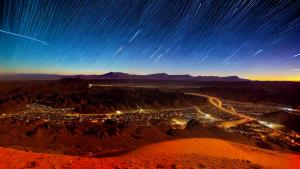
[0,76,299,168]
[0,138,299,169]
[1,0,300,168]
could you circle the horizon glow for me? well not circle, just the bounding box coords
[0,0,299,81]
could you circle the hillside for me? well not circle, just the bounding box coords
[0,79,206,114]
[0,138,299,169]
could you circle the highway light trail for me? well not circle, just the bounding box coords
[187,92,300,146]
[0,29,48,45]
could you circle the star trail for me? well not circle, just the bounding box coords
[0,0,299,81]
[0,29,48,45]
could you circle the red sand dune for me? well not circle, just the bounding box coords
[0,138,299,169]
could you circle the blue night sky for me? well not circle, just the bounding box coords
[0,0,300,81]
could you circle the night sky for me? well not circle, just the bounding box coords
[0,0,299,81]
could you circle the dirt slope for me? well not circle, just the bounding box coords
[0,138,299,169]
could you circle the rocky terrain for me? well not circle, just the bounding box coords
[0,78,206,114]
[0,138,299,169]
[0,79,299,169]
[0,118,251,155]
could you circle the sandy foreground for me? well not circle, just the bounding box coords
[0,138,299,169]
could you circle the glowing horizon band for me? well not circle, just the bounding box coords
[0,29,48,45]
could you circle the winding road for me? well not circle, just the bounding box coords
[185,92,300,147]
[185,93,253,128]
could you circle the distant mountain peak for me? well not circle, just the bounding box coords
[150,73,168,76]
[0,72,249,81]
[94,72,248,81]
[105,72,130,75]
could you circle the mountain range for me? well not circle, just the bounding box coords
[0,72,249,81]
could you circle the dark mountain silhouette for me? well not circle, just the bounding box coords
[0,74,69,80]
[0,72,249,81]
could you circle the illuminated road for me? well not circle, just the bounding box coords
[89,84,159,89]
[65,107,195,119]
[185,93,300,147]
[194,106,218,121]
[220,119,252,128]
[185,93,253,128]
[89,84,255,128]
